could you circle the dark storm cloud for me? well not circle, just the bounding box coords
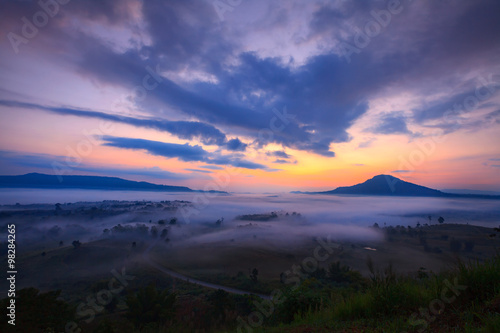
[0,99,227,146]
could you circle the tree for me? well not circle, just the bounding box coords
[208,289,230,324]
[48,225,61,237]
[126,284,176,329]
[327,261,352,283]
[250,268,258,282]
[373,223,379,228]
[150,226,158,238]
[0,288,74,332]
[438,216,445,224]
[169,218,177,225]
[72,240,81,249]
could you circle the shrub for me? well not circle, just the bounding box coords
[126,284,176,329]
[0,288,74,332]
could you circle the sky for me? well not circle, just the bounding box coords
[0,0,499,192]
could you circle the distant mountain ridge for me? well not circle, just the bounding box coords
[442,189,500,196]
[0,173,226,193]
[294,175,500,199]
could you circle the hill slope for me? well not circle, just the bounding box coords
[323,174,443,196]
[301,174,500,199]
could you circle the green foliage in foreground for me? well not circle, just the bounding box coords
[262,254,500,333]
[2,255,499,332]
[0,288,75,333]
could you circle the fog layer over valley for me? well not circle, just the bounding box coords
[1,193,499,298]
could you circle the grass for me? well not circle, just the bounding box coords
[258,253,500,333]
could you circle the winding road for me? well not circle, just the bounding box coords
[142,240,271,300]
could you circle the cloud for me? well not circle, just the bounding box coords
[367,113,412,135]
[198,165,224,170]
[185,168,213,174]
[102,136,208,162]
[0,150,189,180]
[358,138,376,149]
[1,0,500,168]
[273,159,296,164]
[226,138,247,151]
[101,136,277,171]
[267,150,291,159]
[0,99,228,146]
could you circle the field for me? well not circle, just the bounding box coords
[1,200,499,332]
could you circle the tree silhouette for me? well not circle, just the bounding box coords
[126,284,176,329]
[0,288,74,332]
[250,268,259,282]
[150,226,158,238]
[72,240,81,249]
[438,216,445,224]
[327,261,352,283]
[208,289,230,325]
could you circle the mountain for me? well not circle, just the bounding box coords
[297,175,500,199]
[0,173,226,193]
